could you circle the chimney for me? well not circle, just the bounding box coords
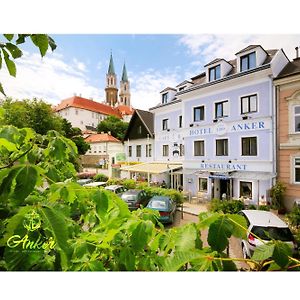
[296,46,299,59]
[101,131,104,134]
[73,93,76,96]
[108,131,111,135]
[89,97,93,101]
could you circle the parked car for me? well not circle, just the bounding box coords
[146,195,176,224]
[239,210,297,258]
[120,189,149,210]
[77,178,93,186]
[105,185,127,197]
[83,181,107,188]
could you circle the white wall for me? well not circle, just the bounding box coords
[124,138,154,162]
[56,107,107,130]
[271,49,289,77]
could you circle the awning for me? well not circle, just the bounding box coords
[120,162,182,174]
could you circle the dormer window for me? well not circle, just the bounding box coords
[209,65,221,81]
[179,86,185,91]
[240,52,256,72]
[162,93,168,104]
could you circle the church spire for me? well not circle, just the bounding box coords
[121,63,128,82]
[107,52,116,75]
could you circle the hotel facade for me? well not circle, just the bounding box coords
[150,45,289,203]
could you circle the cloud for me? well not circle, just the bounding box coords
[0,51,102,104]
[179,34,300,63]
[130,69,181,110]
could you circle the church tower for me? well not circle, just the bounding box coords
[105,53,118,106]
[119,63,131,106]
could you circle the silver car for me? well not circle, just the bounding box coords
[239,210,297,258]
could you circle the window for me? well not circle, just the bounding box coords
[241,94,257,114]
[179,144,184,156]
[199,178,208,192]
[194,140,204,156]
[294,158,300,183]
[162,93,168,104]
[92,112,94,118]
[75,109,78,115]
[163,145,169,157]
[136,145,141,157]
[215,100,229,118]
[294,106,300,132]
[179,86,185,91]
[128,146,132,157]
[146,144,152,157]
[240,181,252,198]
[179,115,182,128]
[242,137,257,156]
[193,106,205,122]
[216,139,228,156]
[138,125,142,134]
[240,52,256,72]
[209,64,221,81]
[162,119,169,130]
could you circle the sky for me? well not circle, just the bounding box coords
[1,34,300,110]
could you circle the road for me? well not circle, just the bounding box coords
[168,211,249,270]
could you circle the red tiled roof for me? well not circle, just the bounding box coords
[54,96,121,118]
[117,105,134,115]
[85,133,121,143]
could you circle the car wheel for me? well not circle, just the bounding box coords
[242,243,249,259]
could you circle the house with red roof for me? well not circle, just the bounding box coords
[54,53,134,131]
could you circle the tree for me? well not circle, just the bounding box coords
[0,34,56,96]
[97,115,128,140]
[0,98,63,135]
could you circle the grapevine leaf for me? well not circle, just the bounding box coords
[198,211,221,229]
[207,215,234,252]
[0,82,5,96]
[39,205,72,270]
[252,243,275,261]
[2,48,16,77]
[3,34,14,41]
[94,190,109,219]
[273,241,292,268]
[131,221,151,251]
[16,34,30,45]
[48,36,57,51]
[30,34,49,57]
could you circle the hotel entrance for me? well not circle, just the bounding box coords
[210,174,232,200]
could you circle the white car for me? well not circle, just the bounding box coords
[83,181,107,188]
[104,185,127,197]
[238,210,297,258]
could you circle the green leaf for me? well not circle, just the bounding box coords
[207,215,234,252]
[3,34,14,41]
[0,165,23,202]
[174,223,199,251]
[94,190,109,219]
[0,82,5,96]
[227,214,247,239]
[0,53,2,69]
[0,138,17,151]
[2,48,16,77]
[131,221,152,251]
[163,250,204,271]
[252,243,275,261]
[16,34,30,45]
[30,34,49,57]
[13,165,39,203]
[119,248,135,270]
[5,43,23,59]
[48,36,57,51]
[198,211,221,229]
[273,241,292,268]
[39,205,71,270]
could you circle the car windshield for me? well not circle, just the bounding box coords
[149,200,167,209]
[251,226,294,241]
[122,194,137,201]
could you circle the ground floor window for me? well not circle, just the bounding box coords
[294,157,300,183]
[199,178,208,192]
[240,181,252,198]
[163,144,169,157]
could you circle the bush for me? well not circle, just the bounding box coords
[209,199,245,214]
[287,207,300,227]
[258,205,270,211]
[270,181,286,209]
[93,173,108,182]
[247,204,257,210]
[122,179,136,190]
[106,178,123,186]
